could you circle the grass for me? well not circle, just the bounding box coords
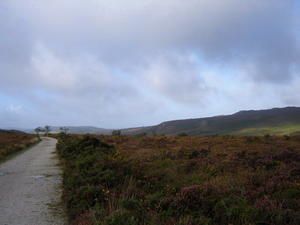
[0,131,39,162]
[232,124,300,136]
[57,134,300,225]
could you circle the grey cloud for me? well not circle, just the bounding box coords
[3,1,298,79]
[0,0,299,128]
[6,2,297,61]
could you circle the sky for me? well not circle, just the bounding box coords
[0,0,299,129]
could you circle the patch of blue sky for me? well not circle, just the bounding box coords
[31,88,59,100]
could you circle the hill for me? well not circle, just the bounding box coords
[21,126,112,135]
[48,126,112,134]
[17,107,300,136]
[0,129,26,134]
[122,107,300,136]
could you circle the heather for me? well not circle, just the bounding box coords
[57,134,300,225]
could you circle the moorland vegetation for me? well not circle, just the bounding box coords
[57,134,300,225]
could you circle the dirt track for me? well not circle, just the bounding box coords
[0,137,66,225]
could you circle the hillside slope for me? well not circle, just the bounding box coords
[18,107,300,136]
[122,107,300,135]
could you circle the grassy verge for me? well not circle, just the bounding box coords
[57,134,300,225]
[0,131,39,162]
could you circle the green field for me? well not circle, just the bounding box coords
[233,124,300,136]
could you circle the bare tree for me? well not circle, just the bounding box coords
[45,125,51,136]
[59,127,69,134]
[34,127,42,140]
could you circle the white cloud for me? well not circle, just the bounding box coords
[141,54,209,104]
[6,104,23,114]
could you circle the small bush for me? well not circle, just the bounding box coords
[178,133,188,137]
[112,130,121,136]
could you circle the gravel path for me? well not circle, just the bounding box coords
[0,137,67,225]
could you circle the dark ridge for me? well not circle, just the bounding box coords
[0,129,26,134]
[122,106,300,135]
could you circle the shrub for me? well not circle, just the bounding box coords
[105,210,139,225]
[112,130,121,136]
[57,135,300,225]
[178,133,188,137]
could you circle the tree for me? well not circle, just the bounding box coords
[34,127,42,140]
[44,125,51,136]
[59,127,69,134]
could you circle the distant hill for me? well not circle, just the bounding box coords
[122,107,300,136]
[48,126,112,135]
[22,126,112,135]
[15,107,300,136]
[0,129,26,134]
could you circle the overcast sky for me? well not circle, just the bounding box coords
[0,0,299,129]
